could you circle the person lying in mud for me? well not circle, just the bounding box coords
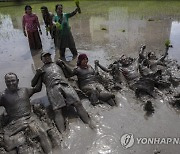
[57,53,116,106]
[95,46,158,98]
[139,43,173,72]
[31,52,95,134]
[139,44,176,89]
[0,72,52,154]
[40,6,54,38]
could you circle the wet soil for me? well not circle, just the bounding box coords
[0,1,180,154]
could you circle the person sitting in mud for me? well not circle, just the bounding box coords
[139,44,174,89]
[40,6,54,38]
[58,53,116,106]
[95,46,157,98]
[139,43,173,72]
[31,52,95,134]
[0,72,52,154]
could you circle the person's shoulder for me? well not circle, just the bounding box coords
[32,13,38,17]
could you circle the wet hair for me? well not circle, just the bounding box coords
[4,72,18,80]
[55,4,63,12]
[77,54,88,66]
[25,5,32,11]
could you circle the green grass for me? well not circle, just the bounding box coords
[1,1,180,18]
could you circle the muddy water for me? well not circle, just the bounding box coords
[1,1,180,154]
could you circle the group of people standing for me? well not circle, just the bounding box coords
[22,4,80,61]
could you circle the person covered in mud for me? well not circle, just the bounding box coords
[0,72,52,154]
[22,5,42,51]
[53,4,80,61]
[40,6,54,38]
[140,43,173,72]
[58,53,116,106]
[31,52,95,134]
[95,45,157,98]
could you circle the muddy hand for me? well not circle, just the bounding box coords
[57,59,65,66]
[94,60,99,66]
[36,68,44,75]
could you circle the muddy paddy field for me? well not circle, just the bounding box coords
[1,1,180,154]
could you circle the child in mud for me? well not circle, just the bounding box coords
[53,4,81,61]
[22,5,42,51]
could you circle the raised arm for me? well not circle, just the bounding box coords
[56,59,75,78]
[138,45,147,62]
[28,77,43,97]
[31,68,44,87]
[159,44,173,62]
[94,60,111,73]
[67,7,80,18]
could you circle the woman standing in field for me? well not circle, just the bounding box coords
[22,5,42,50]
[54,4,80,61]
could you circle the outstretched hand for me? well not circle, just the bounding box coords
[94,60,99,66]
[57,59,65,66]
[36,68,44,75]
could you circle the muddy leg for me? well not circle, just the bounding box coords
[74,102,95,129]
[54,109,66,134]
[99,92,115,101]
[38,128,52,154]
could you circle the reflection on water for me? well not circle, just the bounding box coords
[1,1,180,154]
[169,21,180,63]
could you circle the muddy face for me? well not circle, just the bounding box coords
[5,74,19,92]
[41,54,52,64]
[148,52,157,60]
[80,58,88,68]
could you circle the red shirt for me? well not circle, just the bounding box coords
[22,13,40,32]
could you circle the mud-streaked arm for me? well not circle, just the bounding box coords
[31,68,44,87]
[56,60,75,78]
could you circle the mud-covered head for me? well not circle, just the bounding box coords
[5,72,19,92]
[55,4,63,15]
[25,5,32,15]
[41,52,52,64]
[77,53,88,67]
[119,55,134,67]
[41,6,48,14]
[147,52,157,60]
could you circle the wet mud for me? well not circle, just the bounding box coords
[0,1,180,154]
